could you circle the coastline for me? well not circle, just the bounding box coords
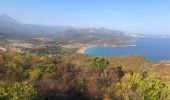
[77,44,137,54]
[77,47,87,54]
[77,45,96,54]
[111,44,136,47]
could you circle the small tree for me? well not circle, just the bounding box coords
[87,57,109,70]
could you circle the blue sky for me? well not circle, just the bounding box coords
[0,0,170,34]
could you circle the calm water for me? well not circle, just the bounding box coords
[84,37,170,61]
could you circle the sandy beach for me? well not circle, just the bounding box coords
[77,46,96,54]
[77,44,137,54]
[77,47,87,54]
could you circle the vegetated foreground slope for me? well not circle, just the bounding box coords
[0,50,169,100]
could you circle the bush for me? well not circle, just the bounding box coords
[29,64,55,80]
[105,71,170,100]
[0,81,37,100]
[139,78,169,100]
[87,57,109,70]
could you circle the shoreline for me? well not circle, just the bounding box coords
[77,45,96,54]
[77,44,137,54]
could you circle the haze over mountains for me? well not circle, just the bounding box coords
[0,15,127,35]
[0,15,74,35]
[0,15,134,52]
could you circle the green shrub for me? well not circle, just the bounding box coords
[139,78,169,100]
[29,64,55,80]
[0,81,37,100]
[87,57,109,70]
[105,71,169,100]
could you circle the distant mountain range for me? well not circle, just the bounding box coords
[0,15,75,35]
[0,15,127,35]
[0,15,134,49]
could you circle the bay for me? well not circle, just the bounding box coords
[84,37,170,61]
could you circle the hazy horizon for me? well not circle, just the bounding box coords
[0,0,170,34]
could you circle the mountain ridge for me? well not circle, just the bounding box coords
[0,15,127,35]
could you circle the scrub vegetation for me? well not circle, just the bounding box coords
[0,50,169,100]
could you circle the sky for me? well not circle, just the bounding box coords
[0,0,170,34]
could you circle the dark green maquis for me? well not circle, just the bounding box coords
[87,57,109,69]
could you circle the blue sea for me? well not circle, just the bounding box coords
[84,37,170,61]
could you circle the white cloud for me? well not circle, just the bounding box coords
[71,24,76,26]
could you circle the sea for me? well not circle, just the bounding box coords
[84,36,170,61]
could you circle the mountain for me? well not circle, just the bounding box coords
[0,15,17,25]
[0,15,20,33]
[0,15,129,36]
[0,15,74,35]
[0,15,134,50]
